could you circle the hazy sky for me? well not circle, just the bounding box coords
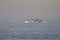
[0,0,60,23]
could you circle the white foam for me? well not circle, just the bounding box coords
[24,21,30,23]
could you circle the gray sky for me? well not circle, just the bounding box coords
[0,0,60,23]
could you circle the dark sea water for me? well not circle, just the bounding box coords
[0,22,60,40]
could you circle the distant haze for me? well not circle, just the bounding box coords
[0,0,60,23]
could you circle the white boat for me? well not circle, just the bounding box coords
[24,18,42,23]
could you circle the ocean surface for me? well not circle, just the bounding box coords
[0,22,60,40]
